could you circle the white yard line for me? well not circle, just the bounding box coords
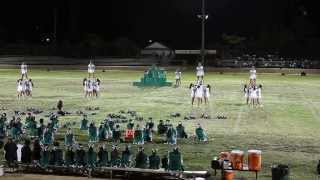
[233,106,244,133]
[299,90,320,121]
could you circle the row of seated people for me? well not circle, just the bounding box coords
[0,113,59,141]
[0,112,208,147]
[81,118,208,145]
[0,113,207,145]
[3,138,184,171]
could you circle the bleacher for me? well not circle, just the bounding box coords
[3,163,210,179]
[216,54,320,69]
[0,56,160,67]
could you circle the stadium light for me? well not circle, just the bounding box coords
[197,0,208,65]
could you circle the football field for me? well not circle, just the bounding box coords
[0,68,320,179]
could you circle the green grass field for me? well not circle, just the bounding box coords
[0,68,320,179]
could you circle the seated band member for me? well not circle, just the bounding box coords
[21,139,32,164]
[135,146,148,169]
[88,122,98,143]
[80,114,89,130]
[98,123,107,141]
[49,142,63,166]
[40,145,50,168]
[75,144,87,167]
[121,145,132,167]
[42,127,54,145]
[168,147,184,171]
[133,124,144,145]
[195,123,208,142]
[64,146,75,167]
[157,120,166,135]
[0,113,7,138]
[87,144,97,168]
[4,137,18,166]
[112,124,121,143]
[65,128,75,147]
[97,144,108,167]
[176,122,188,139]
[166,124,177,145]
[149,149,160,169]
[110,145,120,167]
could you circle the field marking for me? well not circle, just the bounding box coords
[298,88,320,122]
[233,106,244,133]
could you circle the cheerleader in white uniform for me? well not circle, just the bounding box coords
[93,79,101,97]
[175,69,182,86]
[250,86,258,106]
[87,80,93,97]
[83,78,88,97]
[20,62,28,79]
[257,84,262,105]
[22,80,27,95]
[249,66,257,84]
[196,62,204,80]
[189,83,197,105]
[25,79,34,97]
[88,60,96,78]
[203,84,211,104]
[243,84,250,104]
[17,79,24,99]
[195,83,204,106]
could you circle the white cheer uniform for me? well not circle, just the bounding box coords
[87,81,93,92]
[195,85,203,98]
[244,87,249,98]
[21,64,27,75]
[203,87,210,98]
[250,69,256,80]
[196,66,204,77]
[94,81,100,92]
[257,87,262,99]
[250,88,258,99]
[190,86,196,97]
[88,63,95,74]
[17,81,23,92]
[83,80,88,91]
[175,72,181,80]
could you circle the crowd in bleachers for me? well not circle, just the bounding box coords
[217,54,318,68]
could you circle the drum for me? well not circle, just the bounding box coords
[248,150,262,171]
[219,152,230,160]
[230,150,244,170]
[224,170,234,180]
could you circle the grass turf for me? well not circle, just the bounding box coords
[0,68,320,179]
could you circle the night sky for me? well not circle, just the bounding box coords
[0,0,319,48]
